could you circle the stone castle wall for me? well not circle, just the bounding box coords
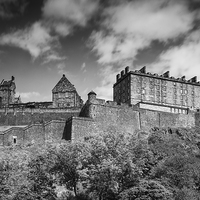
[0,120,66,146]
[0,107,80,126]
[0,98,198,146]
[64,98,196,141]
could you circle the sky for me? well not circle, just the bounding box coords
[0,0,200,103]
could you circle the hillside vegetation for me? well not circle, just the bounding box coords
[1,127,200,200]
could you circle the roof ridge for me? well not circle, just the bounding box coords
[52,74,76,93]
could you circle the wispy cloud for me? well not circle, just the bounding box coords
[43,0,99,37]
[43,0,99,26]
[0,0,100,63]
[148,29,200,79]
[89,0,200,100]
[94,65,124,100]
[81,62,87,73]
[0,22,59,60]
[0,0,28,19]
[90,0,196,65]
[42,54,67,64]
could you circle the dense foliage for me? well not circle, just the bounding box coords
[1,127,200,199]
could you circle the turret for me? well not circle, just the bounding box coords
[88,91,97,103]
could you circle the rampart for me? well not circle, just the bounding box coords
[64,97,196,141]
[0,120,66,146]
[0,94,199,146]
[0,107,80,126]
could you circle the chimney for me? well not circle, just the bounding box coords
[163,71,169,78]
[116,74,120,82]
[190,76,197,83]
[121,70,125,77]
[125,66,129,74]
[181,76,186,81]
[139,66,146,74]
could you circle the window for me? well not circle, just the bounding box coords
[13,136,17,144]
[156,79,160,84]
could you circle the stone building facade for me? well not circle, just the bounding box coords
[0,76,16,107]
[52,74,83,108]
[113,66,200,113]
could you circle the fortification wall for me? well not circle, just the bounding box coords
[0,99,198,146]
[2,127,25,146]
[67,101,196,141]
[0,108,80,125]
[88,102,141,134]
[45,120,66,141]
[0,120,66,146]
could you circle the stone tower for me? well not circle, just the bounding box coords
[0,76,16,107]
[52,74,83,108]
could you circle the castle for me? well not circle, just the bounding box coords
[0,67,200,146]
[0,74,83,109]
[114,66,200,113]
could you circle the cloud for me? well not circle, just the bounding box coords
[148,29,200,79]
[56,62,72,76]
[0,0,100,62]
[90,0,196,65]
[0,22,59,59]
[89,0,200,100]
[53,22,72,37]
[94,65,125,100]
[16,91,40,101]
[81,62,87,73]
[0,0,28,19]
[43,0,99,27]
[42,54,67,64]
[42,0,100,37]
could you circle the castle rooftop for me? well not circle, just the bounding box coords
[52,74,76,93]
[114,66,199,86]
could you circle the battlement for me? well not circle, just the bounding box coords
[115,66,199,86]
[114,66,200,110]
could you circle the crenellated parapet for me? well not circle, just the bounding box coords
[114,66,200,110]
[115,66,200,85]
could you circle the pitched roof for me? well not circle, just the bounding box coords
[52,74,76,93]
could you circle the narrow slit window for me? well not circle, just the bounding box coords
[13,136,17,144]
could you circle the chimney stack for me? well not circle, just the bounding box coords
[163,71,169,78]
